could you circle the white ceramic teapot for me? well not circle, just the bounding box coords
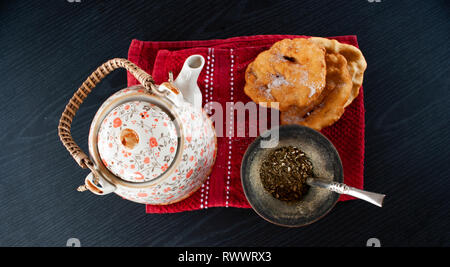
[58,56,217,204]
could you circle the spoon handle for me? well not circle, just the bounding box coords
[306,178,386,207]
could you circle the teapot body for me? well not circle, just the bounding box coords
[87,85,217,204]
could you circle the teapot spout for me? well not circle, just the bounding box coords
[173,55,205,110]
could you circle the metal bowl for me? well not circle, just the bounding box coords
[241,124,344,227]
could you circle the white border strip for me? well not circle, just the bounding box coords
[200,48,212,209]
[226,49,234,207]
[204,48,214,209]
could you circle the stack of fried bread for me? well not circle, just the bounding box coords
[244,37,367,131]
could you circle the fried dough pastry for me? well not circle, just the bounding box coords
[281,53,353,131]
[244,38,326,111]
[309,37,367,107]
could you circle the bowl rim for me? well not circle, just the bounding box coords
[240,124,343,227]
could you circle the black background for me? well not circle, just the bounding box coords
[1,0,449,247]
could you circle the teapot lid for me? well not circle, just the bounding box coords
[97,100,179,183]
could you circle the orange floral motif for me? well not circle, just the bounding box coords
[186,169,193,179]
[186,136,192,143]
[137,192,148,198]
[170,146,175,153]
[134,172,144,180]
[140,111,149,119]
[161,163,168,171]
[144,157,150,164]
[121,150,132,157]
[113,117,122,128]
[149,137,158,148]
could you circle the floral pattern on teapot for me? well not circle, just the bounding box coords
[97,101,179,182]
[89,85,217,205]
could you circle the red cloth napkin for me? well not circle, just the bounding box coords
[127,35,365,213]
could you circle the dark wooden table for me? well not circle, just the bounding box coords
[1,0,449,246]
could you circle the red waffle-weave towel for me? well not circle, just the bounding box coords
[127,35,365,213]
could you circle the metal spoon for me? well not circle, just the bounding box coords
[306,177,386,207]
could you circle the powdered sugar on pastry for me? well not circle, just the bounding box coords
[268,74,291,89]
[244,38,327,111]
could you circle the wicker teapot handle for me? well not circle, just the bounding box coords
[58,58,157,172]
